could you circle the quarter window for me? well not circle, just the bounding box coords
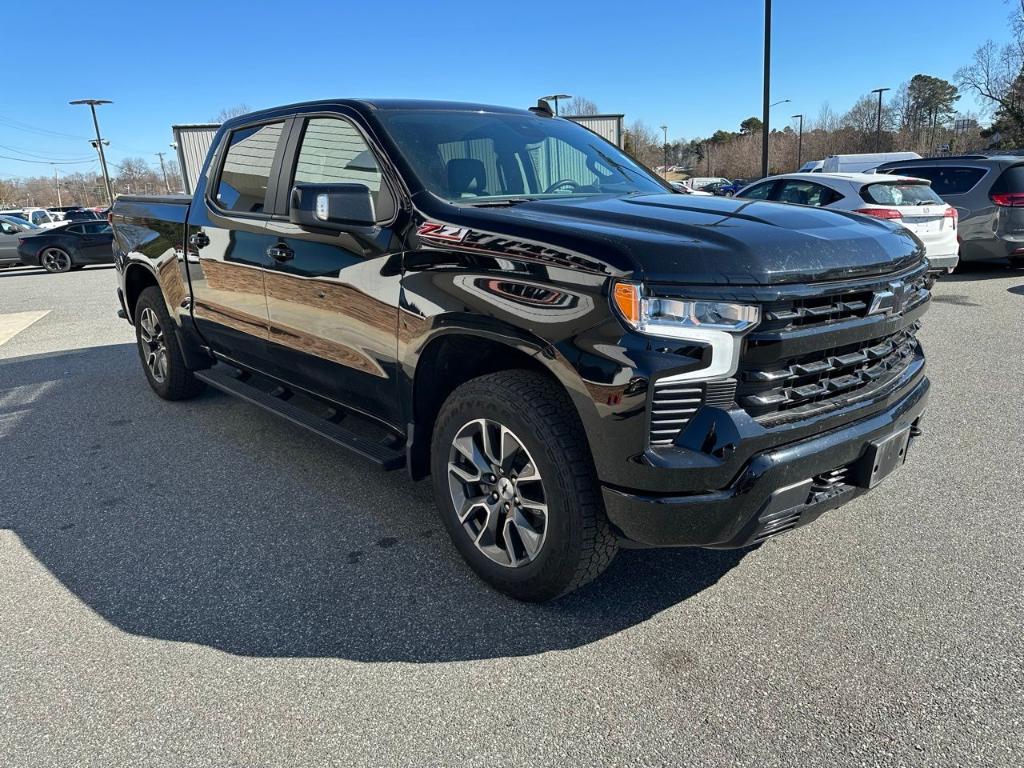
[216,122,284,214]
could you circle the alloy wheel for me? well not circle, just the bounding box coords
[447,418,548,568]
[138,307,169,383]
[41,248,70,273]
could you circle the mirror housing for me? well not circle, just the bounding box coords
[289,183,376,230]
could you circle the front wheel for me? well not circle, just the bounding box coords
[431,370,618,601]
[40,247,72,273]
[133,286,205,400]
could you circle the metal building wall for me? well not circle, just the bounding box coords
[565,115,625,148]
[172,124,220,194]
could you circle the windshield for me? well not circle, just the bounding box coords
[862,181,944,206]
[0,214,36,229]
[377,110,667,203]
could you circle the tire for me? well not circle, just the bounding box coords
[430,370,618,601]
[1010,257,1024,270]
[133,286,205,400]
[40,247,72,273]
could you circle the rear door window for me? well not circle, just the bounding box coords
[860,182,944,206]
[775,180,837,206]
[215,121,284,214]
[737,181,775,200]
[884,166,986,195]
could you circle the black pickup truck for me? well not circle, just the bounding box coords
[111,99,930,601]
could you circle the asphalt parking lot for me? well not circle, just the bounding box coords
[1,263,1022,767]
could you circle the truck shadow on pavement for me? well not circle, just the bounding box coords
[0,344,746,663]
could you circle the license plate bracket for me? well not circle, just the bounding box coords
[855,427,912,488]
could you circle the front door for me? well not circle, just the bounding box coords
[76,221,115,262]
[185,119,288,371]
[262,113,404,427]
[0,220,21,264]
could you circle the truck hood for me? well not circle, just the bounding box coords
[437,193,924,285]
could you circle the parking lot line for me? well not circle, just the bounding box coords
[0,310,49,347]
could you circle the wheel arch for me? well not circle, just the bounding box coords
[406,329,600,481]
[122,262,161,323]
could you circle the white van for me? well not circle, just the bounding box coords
[0,207,62,229]
[797,160,824,173]
[822,152,921,174]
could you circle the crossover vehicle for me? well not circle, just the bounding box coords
[736,172,959,273]
[111,98,930,601]
[876,154,1024,267]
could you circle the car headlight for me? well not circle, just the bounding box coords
[612,282,760,382]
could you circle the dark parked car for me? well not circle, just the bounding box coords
[62,208,104,222]
[0,214,38,266]
[875,154,1024,267]
[17,220,114,273]
[110,98,929,601]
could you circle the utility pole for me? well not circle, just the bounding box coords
[660,124,669,179]
[155,151,171,193]
[760,0,772,178]
[871,87,890,152]
[792,114,804,169]
[51,165,62,208]
[70,99,114,206]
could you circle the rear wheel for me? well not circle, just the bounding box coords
[430,370,618,601]
[40,247,72,273]
[133,286,205,400]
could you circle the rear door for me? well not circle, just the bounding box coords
[185,118,289,371]
[883,164,989,254]
[261,110,405,426]
[773,179,840,207]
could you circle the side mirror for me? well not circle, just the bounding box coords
[289,183,376,230]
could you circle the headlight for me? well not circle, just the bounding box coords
[612,282,760,382]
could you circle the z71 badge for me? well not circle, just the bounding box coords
[417,222,469,242]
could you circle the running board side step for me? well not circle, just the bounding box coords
[195,365,406,471]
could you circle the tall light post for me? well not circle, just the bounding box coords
[660,124,669,178]
[540,93,571,116]
[70,99,114,206]
[760,0,772,178]
[791,113,804,169]
[871,87,890,152]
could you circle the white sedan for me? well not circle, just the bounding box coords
[735,172,959,272]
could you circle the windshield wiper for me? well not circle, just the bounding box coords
[464,197,538,207]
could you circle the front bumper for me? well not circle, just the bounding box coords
[603,375,929,548]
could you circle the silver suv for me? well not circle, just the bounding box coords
[876,154,1024,268]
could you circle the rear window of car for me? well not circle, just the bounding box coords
[989,164,1024,194]
[860,182,944,206]
[884,166,986,195]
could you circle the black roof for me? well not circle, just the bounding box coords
[221,98,533,130]
[877,154,1021,166]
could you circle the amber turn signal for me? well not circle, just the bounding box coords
[612,282,641,325]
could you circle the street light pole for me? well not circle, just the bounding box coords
[660,124,668,179]
[155,151,171,193]
[70,99,114,206]
[871,87,890,152]
[761,0,772,178]
[541,93,571,117]
[791,114,804,169]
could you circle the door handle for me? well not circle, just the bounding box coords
[267,244,294,262]
[188,231,210,249]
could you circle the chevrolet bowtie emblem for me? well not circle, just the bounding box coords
[868,280,908,316]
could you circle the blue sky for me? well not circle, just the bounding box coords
[0,0,1010,179]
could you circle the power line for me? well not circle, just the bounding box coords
[0,143,95,162]
[0,153,97,165]
[0,113,90,141]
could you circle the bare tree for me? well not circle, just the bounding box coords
[563,96,600,116]
[211,104,252,122]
